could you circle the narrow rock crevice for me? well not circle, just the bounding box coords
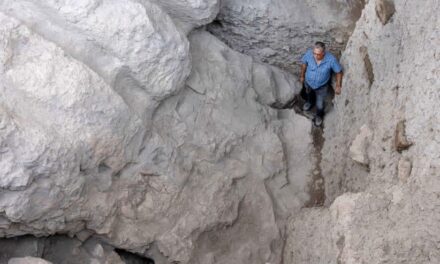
[305,127,326,207]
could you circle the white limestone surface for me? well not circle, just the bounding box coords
[0,0,191,119]
[208,0,365,70]
[148,0,220,33]
[0,2,313,263]
[285,0,440,263]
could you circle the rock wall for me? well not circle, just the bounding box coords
[207,0,365,70]
[285,0,440,263]
[2,0,435,263]
[0,1,315,263]
[148,0,220,34]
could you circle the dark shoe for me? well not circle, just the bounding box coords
[313,116,323,127]
[302,102,312,111]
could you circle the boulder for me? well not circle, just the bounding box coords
[148,0,220,33]
[0,5,313,263]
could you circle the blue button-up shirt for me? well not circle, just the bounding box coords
[301,49,342,89]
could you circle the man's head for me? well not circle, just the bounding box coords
[313,41,326,60]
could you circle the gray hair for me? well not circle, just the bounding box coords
[314,41,326,51]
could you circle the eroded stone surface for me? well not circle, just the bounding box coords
[148,0,220,33]
[207,0,365,70]
[349,124,372,166]
[0,0,191,118]
[375,0,396,25]
[394,120,413,152]
[286,0,440,263]
[0,2,313,263]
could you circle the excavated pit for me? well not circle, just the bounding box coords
[2,0,439,263]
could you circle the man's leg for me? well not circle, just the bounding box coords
[303,82,314,111]
[314,85,328,126]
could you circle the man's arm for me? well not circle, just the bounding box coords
[335,72,343,95]
[300,64,307,84]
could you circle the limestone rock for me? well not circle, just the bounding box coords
[0,11,145,230]
[359,46,375,87]
[0,0,191,116]
[252,62,299,107]
[140,30,312,264]
[207,0,365,69]
[375,0,396,25]
[285,191,440,263]
[349,125,372,166]
[8,257,52,264]
[148,0,220,33]
[397,157,411,184]
[287,0,440,262]
[322,0,440,203]
[0,3,313,261]
[395,120,413,152]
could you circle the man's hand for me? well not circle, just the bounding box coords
[335,72,343,95]
[300,64,307,84]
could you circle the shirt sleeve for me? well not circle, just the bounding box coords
[331,57,343,73]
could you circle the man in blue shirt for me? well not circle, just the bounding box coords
[300,42,343,126]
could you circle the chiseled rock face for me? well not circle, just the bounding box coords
[0,2,313,263]
[286,191,440,264]
[0,0,190,119]
[207,0,365,70]
[322,0,440,205]
[285,0,440,263]
[0,12,145,227]
[108,30,311,264]
[148,0,220,34]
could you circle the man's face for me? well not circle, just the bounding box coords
[313,48,325,60]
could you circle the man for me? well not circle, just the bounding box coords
[300,42,343,127]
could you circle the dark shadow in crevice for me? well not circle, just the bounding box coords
[115,248,155,264]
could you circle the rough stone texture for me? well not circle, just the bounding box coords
[375,0,396,25]
[147,0,220,34]
[207,0,366,71]
[252,62,300,107]
[133,30,311,264]
[0,2,313,263]
[394,120,412,152]
[397,157,411,184]
[286,0,440,263]
[286,191,440,264]
[8,257,52,264]
[349,124,372,166]
[0,0,191,120]
[322,0,440,204]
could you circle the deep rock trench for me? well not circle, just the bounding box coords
[271,88,336,208]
